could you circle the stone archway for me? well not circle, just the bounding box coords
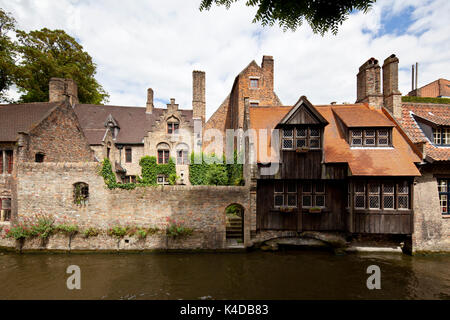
[225,203,244,247]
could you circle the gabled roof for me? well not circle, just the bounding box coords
[248,101,421,176]
[278,96,328,126]
[0,102,60,142]
[400,102,450,161]
[74,104,193,145]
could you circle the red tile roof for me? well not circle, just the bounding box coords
[331,105,394,127]
[317,105,420,176]
[400,102,450,161]
[0,102,59,142]
[249,103,421,176]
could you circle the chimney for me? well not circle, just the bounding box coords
[356,58,383,109]
[261,55,274,91]
[382,54,402,119]
[49,78,79,105]
[146,88,154,114]
[167,98,178,113]
[193,71,206,124]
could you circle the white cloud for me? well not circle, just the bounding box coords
[1,0,449,119]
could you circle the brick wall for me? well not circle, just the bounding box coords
[23,102,93,162]
[15,162,251,249]
[412,165,450,252]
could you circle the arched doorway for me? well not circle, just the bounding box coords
[225,204,244,246]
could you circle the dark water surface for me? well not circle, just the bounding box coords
[0,250,449,300]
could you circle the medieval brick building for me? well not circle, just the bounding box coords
[49,72,206,185]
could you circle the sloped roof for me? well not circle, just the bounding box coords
[248,103,421,176]
[74,104,193,145]
[400,102,450,161]
[332,105,394,127]
[317,105,421,176]
[0,102,59,142]
[249,105,293,163]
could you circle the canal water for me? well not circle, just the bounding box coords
[0,250,449,300]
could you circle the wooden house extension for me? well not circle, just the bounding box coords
[247,97,422,236]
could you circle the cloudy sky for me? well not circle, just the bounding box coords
[1,0,449,120]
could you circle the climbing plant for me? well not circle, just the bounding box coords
[139,156,176,185]
[189,151,244,186]
[99,158,137,189]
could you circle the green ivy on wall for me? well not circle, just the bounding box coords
[99,157,177,189]
[139,156,176,185]
[99,158,137,189]
[189,152,244,186]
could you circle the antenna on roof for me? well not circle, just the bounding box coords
[411,62,419,91]
[415,62,418,90]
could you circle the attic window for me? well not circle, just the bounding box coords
[433,127,450,145]
[282,127,321,150]
[350,129,391,147]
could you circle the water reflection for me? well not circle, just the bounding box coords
[0,251,449,300]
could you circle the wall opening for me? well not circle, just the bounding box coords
[74,182,89,206]
[225,204,244,246]
[35,153,45,163]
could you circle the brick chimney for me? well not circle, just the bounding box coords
[193,71,206,124]
[261,55,274,92]
[49,78,79,105]
[356,58,383,109]
[383,54,402,119]
[146,88,154,114]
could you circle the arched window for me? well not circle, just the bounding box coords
[74,182,89,206]
[167,116,179,134]
[176,143,189,165]
[157,143,170,164]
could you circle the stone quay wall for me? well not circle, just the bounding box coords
[7,162,250,250]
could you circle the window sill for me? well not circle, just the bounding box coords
[442,215,450,219]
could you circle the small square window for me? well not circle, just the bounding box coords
[283,139,293,149]
[283,129,293,138]
[274,181,284,193]
[310,128,320,137]
[274,195,284,207]
[315,195,325,207]
[297,128,307,137]
[250,78,259,88]
[296,139,306,148]
[287,195,297,207]
[302,195,312,207]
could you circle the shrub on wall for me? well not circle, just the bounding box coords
[189,152,244,186]
[402,96,450,104]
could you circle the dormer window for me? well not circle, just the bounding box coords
[433,127,450,145]
[350,128,391,147]
[282,127,321,150]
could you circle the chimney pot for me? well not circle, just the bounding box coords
[382,54,402,119]
[146,88,154,114]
